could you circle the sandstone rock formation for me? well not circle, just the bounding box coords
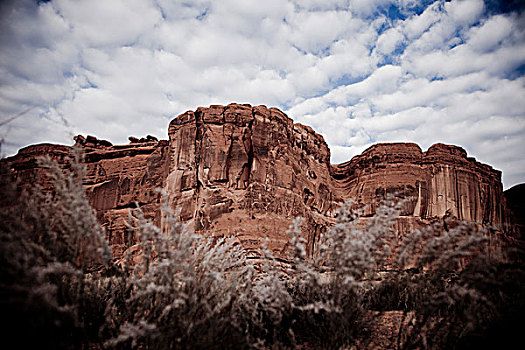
[164,104,337,257]
[3,103,513,260]
[332,142,510,236]
[7,138,170,257]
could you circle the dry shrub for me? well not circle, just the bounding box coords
[0,149,114,348]
[367,214,525,349]
[1,152,523,349]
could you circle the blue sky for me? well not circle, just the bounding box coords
[0,0,524,188]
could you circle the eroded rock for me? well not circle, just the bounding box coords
[165,104,336,257]
[332,142,510,235]
[3,104,514,260]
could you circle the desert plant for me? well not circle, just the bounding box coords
[106,192,298,349]
[1,149,522,350]
[373,218,525,349]
[0,148,117,348]
[286,199,405,349]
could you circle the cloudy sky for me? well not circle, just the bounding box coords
[0,0,524,188]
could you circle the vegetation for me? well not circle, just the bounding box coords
[1,153,523,349]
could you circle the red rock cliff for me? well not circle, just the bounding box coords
[3,103,512,259]
[165,104,337,257]
[7,137,170,257]
[332,142,508,229]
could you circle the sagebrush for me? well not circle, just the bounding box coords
[1,152,523,349]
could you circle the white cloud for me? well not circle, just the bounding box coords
[403,2,441,40]
[0,0,524,188]
[287,10,354,53]
[468,14,514,52]
[52,0,162,47]
[349,0,392,16]
[444,0,485,25]
[375,27,405,55]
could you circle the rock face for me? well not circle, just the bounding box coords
[7,137,170,257]
[3,103,513,259]
[165,104,337,256]
[332,142,510,235]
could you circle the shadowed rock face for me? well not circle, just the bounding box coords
[3,103,513,259]
[505,184,525,241]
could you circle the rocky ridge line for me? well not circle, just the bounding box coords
[4,103,514,259]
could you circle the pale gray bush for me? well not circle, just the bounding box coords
[0,148,115,348]
[106,194,261,349]
[370,214,524,349]
[1,151,522,350]
[283,199,405,348]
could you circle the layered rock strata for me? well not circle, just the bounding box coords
[332,142,510,235]
[3,104,512,259]
[7,137,170,257]
[164,104,337,257]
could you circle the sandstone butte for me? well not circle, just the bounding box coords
[4,103,519,261]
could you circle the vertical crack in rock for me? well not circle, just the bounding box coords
[475,181,480,222]
[224,125,234,186]
[239,109,255,189]
[454,168,461,220]
[194,109,204,228]
[484,185,492,225]
[413,181,422,217]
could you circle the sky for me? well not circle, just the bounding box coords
[0,0,524,188]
